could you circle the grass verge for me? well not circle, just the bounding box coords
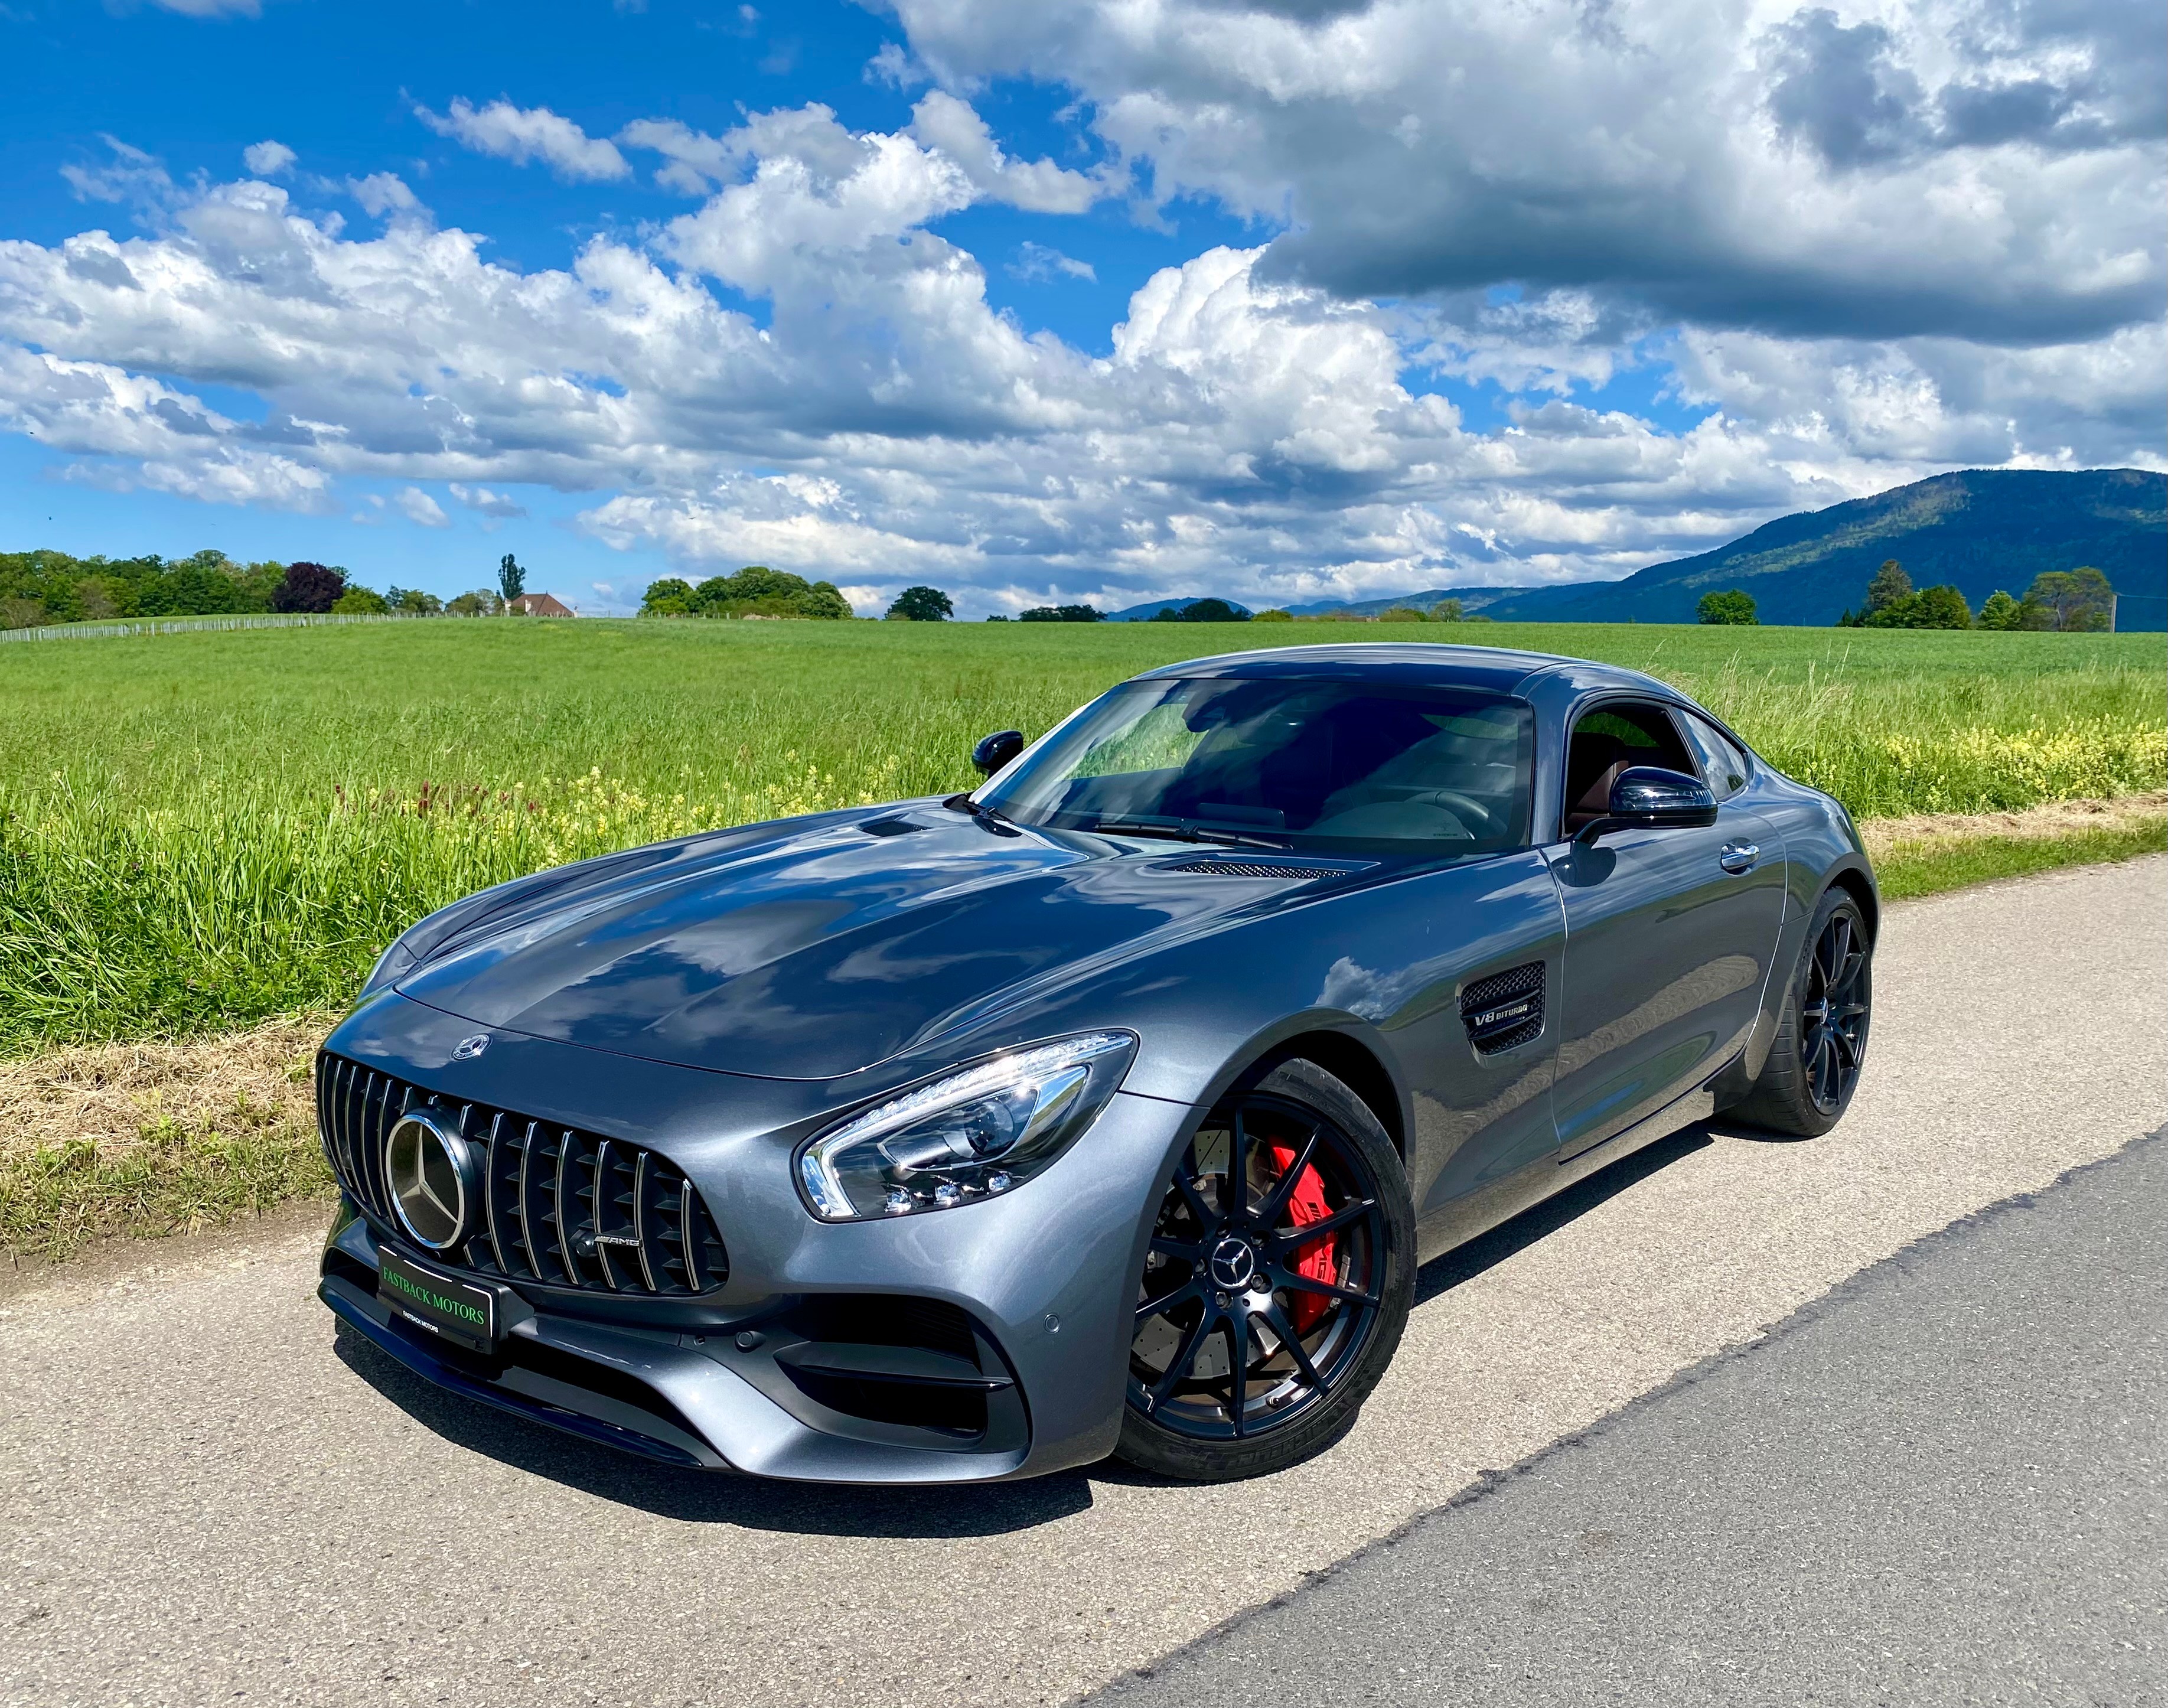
[1,806,2160,1264]
[1870,818,2166,900]
[0,1019,332,1263]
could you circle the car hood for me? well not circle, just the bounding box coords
[394,807,1293,1080]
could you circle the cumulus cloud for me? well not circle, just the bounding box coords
[416,97,631,182]
[889,0,2164,346]
[907,91,1116,213]
[0,63,2157,615]
[242,140,295,178]
[395,485,450,526]
[449,482,528,518]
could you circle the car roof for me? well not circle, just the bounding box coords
[1130,641,1666,699]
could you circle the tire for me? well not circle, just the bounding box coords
[1731,885,1873,1138]
[1113,1058,1415,1482]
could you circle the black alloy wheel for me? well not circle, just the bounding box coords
[1731,886,1874,1138]
[1116,1058,1413,1481]
[1800,906,1870,1115]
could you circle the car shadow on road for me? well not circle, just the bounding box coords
[333,1326,1097,1536]
[1412,1125,1713,1307]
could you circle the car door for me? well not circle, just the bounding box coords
[1546,696,1785,1160]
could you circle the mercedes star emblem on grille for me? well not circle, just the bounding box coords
[384,1109,476,1251]
[452,1034,491,1060]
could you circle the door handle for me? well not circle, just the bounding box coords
[1719,841,1759,874]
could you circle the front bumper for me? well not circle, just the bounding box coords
[314,995,1197,1483]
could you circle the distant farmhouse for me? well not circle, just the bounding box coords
[507,592,574,617]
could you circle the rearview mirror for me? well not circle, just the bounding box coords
[972,729,1025,776]
[1577,765,1717,842]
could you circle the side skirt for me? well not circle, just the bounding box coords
[1413,1074,1723,1267]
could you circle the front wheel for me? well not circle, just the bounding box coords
[1114,1059,1414,1482]
[1731,885,1873,1137]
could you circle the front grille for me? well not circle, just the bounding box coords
[1459,960,1546,1055]
[315,1051,728,1296]
[1165,860,1347,881]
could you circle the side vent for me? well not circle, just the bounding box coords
[1460,961,1546,1055]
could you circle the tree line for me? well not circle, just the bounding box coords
[1691,562,2121,630]
[0,548,539,629]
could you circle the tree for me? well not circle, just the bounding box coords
[1860,584,1971,629]
[1865,559,1912,612]
[1913,584,1973,629]
[331,585,390,614]
[1696,589,1758,625]
[387,586,443,615]
[1379,605,1428,622]
[270,562,345,613]
[680,566,852,619]
[1975,590,2024,631]
[886,585,953,621]
[2020,566,2114,631]
[445,589,501,617]
[1173,598,1249,622]
[1429,598,1464,622]
[639,577,696,617]
[1251,608,1294,622]
[498,553,526,604]
[1018,604,1104,622]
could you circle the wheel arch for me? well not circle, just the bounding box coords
[1825,860,1880,943]
[1236,1028,1409,1163]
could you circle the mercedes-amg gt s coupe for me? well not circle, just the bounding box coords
[315,643,1875,1483]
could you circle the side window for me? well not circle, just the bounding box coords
[1563,700,1699,832]
[1678,713,1750,800]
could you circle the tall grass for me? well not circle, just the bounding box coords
[1,620,2160,1052]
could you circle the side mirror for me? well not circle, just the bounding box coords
[971,729,1025,776]
[1577,765,1717,842]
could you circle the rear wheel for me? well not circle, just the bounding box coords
[1114,1059,1413,1482]
[1732,886,1873,1137]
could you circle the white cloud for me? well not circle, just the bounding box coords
[0,83,2156,615]
[347,172,426,223]
[242,140,295,178]
[395,485,450,527]
[1010,242,1097,283]
[416,97,631,182]
[449,482,529,518]
[889,0,2164,348]
[907,92,1116,213]
[149,0,262,14]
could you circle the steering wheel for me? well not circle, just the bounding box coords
[1423,789,1503,837]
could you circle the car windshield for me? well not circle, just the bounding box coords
[979,676,1535,853]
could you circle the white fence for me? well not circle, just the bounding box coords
[0,612,426,644]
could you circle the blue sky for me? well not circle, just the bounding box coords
[0,0,2157,615]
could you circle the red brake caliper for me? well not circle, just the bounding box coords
[1269,1143,1336,1334]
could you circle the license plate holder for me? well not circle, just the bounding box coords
[378,1249,498,1351]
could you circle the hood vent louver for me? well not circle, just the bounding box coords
[1164,859,1349,881]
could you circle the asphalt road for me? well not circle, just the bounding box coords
[1092,1124,2168,1708]
[2,855,2163,1708]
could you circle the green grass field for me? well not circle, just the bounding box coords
[1,618,2161,1054]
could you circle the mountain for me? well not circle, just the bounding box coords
[1464,470,2164,628]
[1283,586,1531,618]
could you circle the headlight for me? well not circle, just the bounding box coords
[796,1032,1136,1222]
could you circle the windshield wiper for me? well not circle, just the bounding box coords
[942,793,1023,836]
[1085,816,1288,850]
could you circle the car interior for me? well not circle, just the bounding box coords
[1561,702,1701,833]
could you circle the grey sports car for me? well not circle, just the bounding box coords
[315,643,1876,1483]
